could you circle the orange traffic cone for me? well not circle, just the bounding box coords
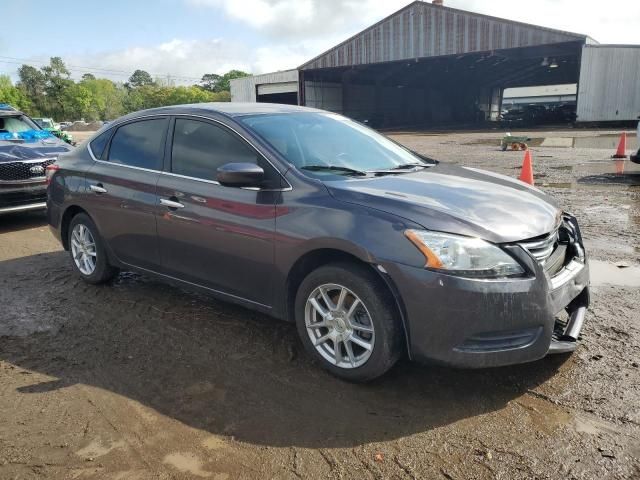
[519,149,534,185]
[613,132,628,159]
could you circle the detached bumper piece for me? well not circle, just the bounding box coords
[548,288,589,354]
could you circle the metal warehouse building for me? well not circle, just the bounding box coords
[231,1,640,128]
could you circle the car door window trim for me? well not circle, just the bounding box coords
[87,113,292,192]
[105,117,169,171]
[93,159,163,175]
[169,114,292,192]
[86,113,172,168]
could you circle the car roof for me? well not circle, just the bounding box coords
[0,111,25,118]
[120,102,323,122]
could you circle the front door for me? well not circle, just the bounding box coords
[156,117,281,307]
[85,117,169,271]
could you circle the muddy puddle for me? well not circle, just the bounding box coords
[536,159,640,189]
[538,134,638,150]
[589,259,640,287]
[574,134,638,150]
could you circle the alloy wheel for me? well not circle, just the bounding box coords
[70,223,97,275]
[305,283,375,369]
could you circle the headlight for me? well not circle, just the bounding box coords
[405,230,524,278]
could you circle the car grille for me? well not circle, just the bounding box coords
[518,220,584,277]
[0,159,56,182]
[0,190,47,208]
[519,229,559,264]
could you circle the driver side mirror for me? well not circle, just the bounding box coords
[217,162,264,188]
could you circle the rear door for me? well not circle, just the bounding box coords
[156,116,282,306]
[85,117,169,271]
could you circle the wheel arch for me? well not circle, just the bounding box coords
[60,205,91,250]
[284,248,412,359]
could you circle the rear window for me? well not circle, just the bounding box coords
[89,130,112,160]
[107,118,168,170]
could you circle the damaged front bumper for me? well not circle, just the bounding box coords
[383,214,590,368]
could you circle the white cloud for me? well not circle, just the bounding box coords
[187,0,408,39]
[66,38,253,83]
[435,0,640,44]
[64,36,324,83]
[62,0,640,83]
[190,0,640,45]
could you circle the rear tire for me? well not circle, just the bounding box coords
[295,262,402,382]
[68,213,118,284]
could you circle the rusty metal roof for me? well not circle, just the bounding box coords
[299,1,589,71]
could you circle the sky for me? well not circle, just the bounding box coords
[1,0,639,84]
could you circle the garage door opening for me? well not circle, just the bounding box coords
[502,84,577,126]
[256,91,298,105]
[301,41,583,129]
[256,81,299,105]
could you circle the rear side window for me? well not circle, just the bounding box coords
[89,130,112,160]
[107,118,168,170]
[171,118,258,181]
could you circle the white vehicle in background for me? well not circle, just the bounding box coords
[33,117,59,130]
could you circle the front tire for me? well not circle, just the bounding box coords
[68,213,118,284]
[295,263,403,382]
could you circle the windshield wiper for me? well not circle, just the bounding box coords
[389,163,430,170]
[368,163,431,175]
[301,165,367,176]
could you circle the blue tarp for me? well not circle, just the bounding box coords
[0,129,54,142]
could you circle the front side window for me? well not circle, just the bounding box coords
[171,118,268,182]
[107,118,168,170]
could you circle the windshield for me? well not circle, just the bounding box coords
[240,112,430,178]
[34,118,54,129]
[0,115,40,134]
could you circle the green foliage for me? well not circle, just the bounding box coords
[122,84,225,112]
[7,58,243,122]
[42,57,74,120]
[199,73,222,92]
[199,70,250,93]
[128,69,155,88]
[0,75,32,112]
[17,65,46,114]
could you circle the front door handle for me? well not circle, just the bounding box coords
[160,198,185,209]
[90,184,107,194]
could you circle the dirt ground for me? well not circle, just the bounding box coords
[1,129,639,479]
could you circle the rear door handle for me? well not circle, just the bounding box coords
[160,198,185,209]
[90,184,107,194]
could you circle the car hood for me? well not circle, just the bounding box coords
[326,164,561,243]
[0,137,72,163]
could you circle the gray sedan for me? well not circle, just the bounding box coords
[47,103,590,382]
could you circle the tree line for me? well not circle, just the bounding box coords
[0,57,250,121]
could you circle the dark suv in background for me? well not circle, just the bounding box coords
[0,104,73,215]
[47,103,590,382]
